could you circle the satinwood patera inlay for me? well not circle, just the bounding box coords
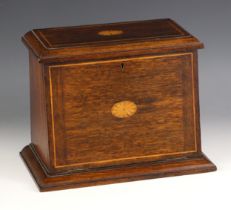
[111,100,137,118]
[98,30,123,36]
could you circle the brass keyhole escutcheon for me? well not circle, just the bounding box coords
[121,63,125,71]
[111,101,137,118]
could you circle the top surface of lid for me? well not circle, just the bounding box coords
[22,19,203,63]
[31,19,190,49]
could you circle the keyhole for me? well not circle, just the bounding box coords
[121,63,125,71]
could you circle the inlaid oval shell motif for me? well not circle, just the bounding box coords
[98,30,123,36]
[111,101,137,118]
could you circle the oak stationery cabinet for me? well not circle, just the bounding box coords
[20,19,216,191]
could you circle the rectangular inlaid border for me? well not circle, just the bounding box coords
[34,19,190,49]
[48,52,197,168]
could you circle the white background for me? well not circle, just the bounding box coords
[0,0,230,209]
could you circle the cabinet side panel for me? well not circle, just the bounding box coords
[29,51,50,167]
[192,51,202,152]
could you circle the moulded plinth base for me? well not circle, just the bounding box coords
[20,144,216,192]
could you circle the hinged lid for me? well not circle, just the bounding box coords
[22,19,203,63]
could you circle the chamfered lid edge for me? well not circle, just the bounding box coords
[22,18,204,63]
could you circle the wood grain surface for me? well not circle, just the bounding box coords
[47,53,196,170]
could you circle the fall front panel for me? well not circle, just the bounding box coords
[48,53,196,169]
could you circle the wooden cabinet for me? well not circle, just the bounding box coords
[21,19,216,191]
